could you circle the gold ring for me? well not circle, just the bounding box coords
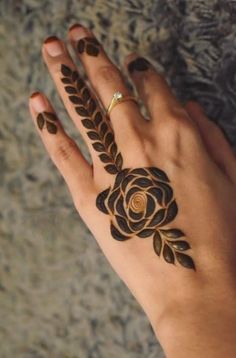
[106,91,138,117]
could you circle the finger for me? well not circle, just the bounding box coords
[42,36,124,178]
[68,24,145,150]
[29,91,94,205]
[124,53,189,123]
[185,100,236,181]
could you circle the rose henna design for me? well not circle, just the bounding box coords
[60,64,195,271]
[96,167,195,270]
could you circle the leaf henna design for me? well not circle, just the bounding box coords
[60,64,123,173]
[37,112,58,134]
[127,57,151,74]
[77,37,101,57]
[96,167,196,271]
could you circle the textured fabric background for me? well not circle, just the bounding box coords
[1,0,236,357]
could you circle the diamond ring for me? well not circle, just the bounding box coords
[106,91,138,117]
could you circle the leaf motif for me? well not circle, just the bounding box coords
[81,118,95,129]
[86,43,99,56]
[94,112,103,126]
[75,106,89,117]
[87,131,100,140]
[115,153,123,170]
[69,96,83,105]
[110,142,117,157]
[88,98,97,115]
[104,164,119,174]
[61,64,72,77]
[99,153,111,163]
[161,200,178,226]
[82,88,90,102]
[85,37,100,45]
[65,86,77,94]
[163,244,175,264]
[100,122,108,137]
[72,71,79,82]
[105,132,114,147]
[96,187,110,214]
[46,121,57,134]
[92,142,106,152]
[168,240,190,251]
[77,78,85,91]
[153,231,162,256]
[110,223,129,241]
[61,77,71,84]
[160,229,184,238]
[44,112,58,122]
[37,114,44,130]
[175,252,195,270]
[77,39,85,54]
[149,167,170,182]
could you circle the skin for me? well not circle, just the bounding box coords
[29,24,236,357]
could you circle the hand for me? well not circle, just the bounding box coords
[29,24,236,357]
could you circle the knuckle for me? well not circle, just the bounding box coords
[95,65,122,85]
[52,138,77,163]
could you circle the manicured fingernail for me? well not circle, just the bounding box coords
[69,24,88,41]
[30,92,47,112]
[44,36,64,56]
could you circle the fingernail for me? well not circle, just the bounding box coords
[44,36,64,56]
[30,92,47,112]
[69,24,88,41]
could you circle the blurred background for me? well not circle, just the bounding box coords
[1,0,236,357]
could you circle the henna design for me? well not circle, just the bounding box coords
[37,112,58,134]
[77,37,100,57]
[60,64,123,173]
[60,64,195,270]
[128,57,150,74]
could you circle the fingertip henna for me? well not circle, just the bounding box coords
[36,111,58,134]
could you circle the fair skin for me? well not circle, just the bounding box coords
[29,24,236,357]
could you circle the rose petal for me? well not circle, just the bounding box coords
[129,219,147,232]
[149,167,170,183]
[121,175,136,192]
[131,168,149,176]
[161,200,178,226]
[147,187,163,206]
[145,194,156,217]
[115,215,133,234]
[115,196,128,217]
[156,182,173,206]
[110,222,130,241]
[113,168,130,190]
[132,177,153,188]
[137,229,155,238]
[125,186,140,205]
[128,208,144,221]
[148,208,166,227]
[107,188,121,213]
[96,187,110,214]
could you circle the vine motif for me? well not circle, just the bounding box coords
[61,64,123,173]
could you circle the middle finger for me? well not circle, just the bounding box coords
[68,24,145,149]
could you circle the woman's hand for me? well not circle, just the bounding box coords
[29,24,236,357]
